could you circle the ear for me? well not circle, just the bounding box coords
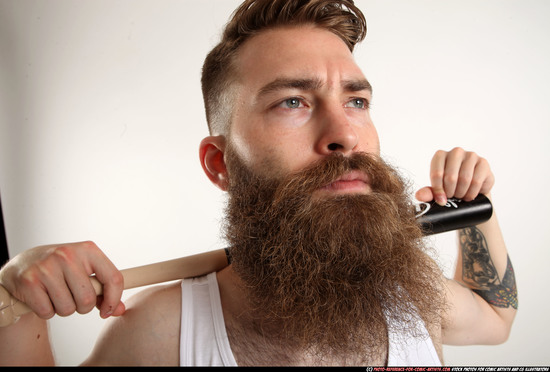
[199,135,229,191]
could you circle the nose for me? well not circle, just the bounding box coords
[314,105,359,156]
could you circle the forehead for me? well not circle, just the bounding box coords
[234,25,367,92]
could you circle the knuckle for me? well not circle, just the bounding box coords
[76,293,97,313]
[470,177,483,188]
[430,169,445,180]
[56,302,77,317]
[38,310,56,320]
[451,146,465,155]
[52,246,75,264]
[34,304,55,319]
[19,270,40,287]
[37,261,56,278]
[109,271,124,288]
[457,173,473,185]
[478,156,489,167]
[443,173,458,185]
[81,240,99,252]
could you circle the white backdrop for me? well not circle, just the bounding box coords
[0,0,548,366]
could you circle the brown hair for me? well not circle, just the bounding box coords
[201,0,367,135]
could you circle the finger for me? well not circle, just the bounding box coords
[453,151,479,199]
[25,292,56,319]
[112,301,126,316]
[46,284,77,317]
[441,147,468,199]
[429,150,449,206]
[17,272,57,319]
[464,157,495,201]
[415,186,434,202]
[5,252,68,319]
[82,244,124,318]
[95,271,124,318]
[35,265,77,317]
[96,296,126,317]
[62,264,101,315]
[54,241,124,318]
[40,244,97,316]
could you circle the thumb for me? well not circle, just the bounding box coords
[416,186,447,206]
[96,296,126,318]
[415,186,434,202]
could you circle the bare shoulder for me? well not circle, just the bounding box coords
[82,281,183,366]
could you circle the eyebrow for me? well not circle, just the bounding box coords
[257,77,323,98]
[342,79,372,94]
[257,77,372,99]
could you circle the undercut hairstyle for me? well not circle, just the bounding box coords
[201,0,367,135]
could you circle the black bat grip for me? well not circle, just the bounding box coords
[416,194,493,235]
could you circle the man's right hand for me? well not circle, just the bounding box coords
[0,241,125,321]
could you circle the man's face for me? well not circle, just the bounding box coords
[227,25,380,194]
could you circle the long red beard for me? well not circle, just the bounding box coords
[223,149,443,361]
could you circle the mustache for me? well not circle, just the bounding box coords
[271,152,404,201]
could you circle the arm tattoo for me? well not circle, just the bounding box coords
[459,227,518,309]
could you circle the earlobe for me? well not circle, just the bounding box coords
[199,136,229,191]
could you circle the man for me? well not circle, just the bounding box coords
[0,0,516,366]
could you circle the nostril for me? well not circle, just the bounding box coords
[328,143,342,151]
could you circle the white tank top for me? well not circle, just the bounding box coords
[180,272,441,366]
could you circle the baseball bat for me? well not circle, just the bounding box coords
[0,194,492,327]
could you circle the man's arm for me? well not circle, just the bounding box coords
[442,210,517,345]
[0,312,55,366]
[416,148,517,345]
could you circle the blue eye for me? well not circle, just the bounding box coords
[284,98,302,109]
[345,98,369,109]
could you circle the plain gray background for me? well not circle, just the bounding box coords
[0,0,548,365]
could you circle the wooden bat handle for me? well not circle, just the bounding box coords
[0,248,230,327]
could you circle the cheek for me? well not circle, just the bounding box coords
[260,130,318,173]
[366,130,380,153]
[238,140,315,180]
[228,129,283,176]
[355,121,380,154]
[233,124,314,171]
[253,144,305,178]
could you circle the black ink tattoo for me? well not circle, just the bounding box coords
[459,227,518,309]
